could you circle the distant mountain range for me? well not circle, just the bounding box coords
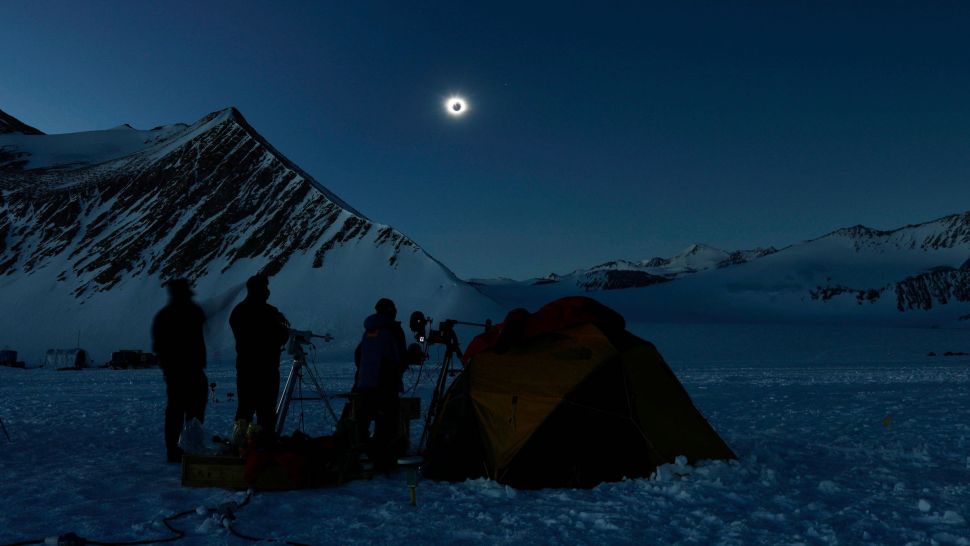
[471,244,779,291]
[473,214,970,326]
[0,107,500,364]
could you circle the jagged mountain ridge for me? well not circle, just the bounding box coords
[472,243,779,292]
[0,108,500,363]
[0,108,402,294]
[894,258,970,313]
[816,214,970,252]
[474,212,970,325]
[805,213,970,311]
[576,244,780,290]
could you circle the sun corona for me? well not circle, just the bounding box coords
[445,97,467,117]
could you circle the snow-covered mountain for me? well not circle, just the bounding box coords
[0,108,501,365]
[472,244,778,292]
[475,215,970,326]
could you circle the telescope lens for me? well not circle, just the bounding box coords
[409,311,427,334]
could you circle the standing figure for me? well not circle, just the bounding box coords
[152,278,208,463]
[230,274,290,437]
[354,297,408,470]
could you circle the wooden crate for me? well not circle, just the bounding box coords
[181,455,299,490]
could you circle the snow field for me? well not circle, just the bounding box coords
[1,324,968,545]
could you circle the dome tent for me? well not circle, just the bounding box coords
[422,297,735,489]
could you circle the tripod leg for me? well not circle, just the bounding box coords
[275,360,302,436]
[302,364,339,423]
[418,352,452,453]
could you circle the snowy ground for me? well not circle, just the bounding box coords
[1,323,968,545]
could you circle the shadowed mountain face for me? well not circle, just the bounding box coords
[0,108,413,294]
[0,108,499,363]
[0,108,44,135]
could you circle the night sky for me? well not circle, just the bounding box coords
[3,1,970,279]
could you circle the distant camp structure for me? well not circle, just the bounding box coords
[46,348,94,370]
[108,350,159,369]
[0,350,26,369]
[421,297,736,489]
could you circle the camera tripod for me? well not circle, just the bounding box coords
[274,329,337,436]
[416,335,463,453]
[414,318,492,453]
[406,312,492,454]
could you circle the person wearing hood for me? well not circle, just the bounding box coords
[152,278,208,463]
[229,274,290,438]
[353,297,408,470]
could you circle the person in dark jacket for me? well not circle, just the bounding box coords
[229,274,290,437]
[353,297,408,470]
[151,278,208,463]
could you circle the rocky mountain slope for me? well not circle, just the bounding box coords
[0,108,43,135]
[0,108,500,364]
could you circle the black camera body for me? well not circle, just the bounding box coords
[409,311,459,349]
[409,311,430,342]
[427,319,458,345]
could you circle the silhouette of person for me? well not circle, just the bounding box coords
[353,297,408,470]
[230,274,290,437]
[151,278,208,463]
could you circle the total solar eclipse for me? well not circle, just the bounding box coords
[445,97,467,117]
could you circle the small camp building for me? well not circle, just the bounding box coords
[0,350,25,368]
[45,348,93,369]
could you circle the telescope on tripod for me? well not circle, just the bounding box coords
[275,328,335,436]
[408,311,491,453]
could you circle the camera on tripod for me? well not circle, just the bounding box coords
[408,312,461,351]
[276,328,336,436]
[286,329,333,358]
[407,311,492,453]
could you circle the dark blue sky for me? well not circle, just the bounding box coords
[3,1,970,278]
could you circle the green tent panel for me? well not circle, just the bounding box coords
[422,297,735,489]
